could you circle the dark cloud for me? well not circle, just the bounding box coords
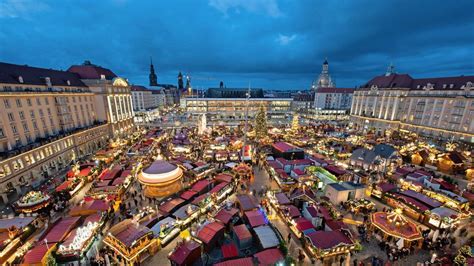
[0,0,473,89]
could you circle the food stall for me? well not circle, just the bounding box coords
[14,191,51,213]
[150,217,180,247]
[168,239,202,266]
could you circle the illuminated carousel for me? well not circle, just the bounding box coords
[14,191,52,213]
[370,209,423,249]
[233,163,253,179]
[138,160,184,198]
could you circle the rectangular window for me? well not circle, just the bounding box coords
[22,122,29,132]
[33,121,38,130]
[30,110,35,118]
[7,113,14,122]
[19,111,25,120]
[16,99,22,107]
[45,98,49,105]
[11,124,17,134]
[47,108,51,116]
[36,98,41,105]
[0,128,4,137]
[4,99,10,108]
[27,99,32,106]
[39,109,44,116]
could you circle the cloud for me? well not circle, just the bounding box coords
[208,0,282,17]
[0,0,49,18]
[276,33,297,45]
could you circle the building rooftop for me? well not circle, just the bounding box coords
[362,73,474,91]
[67,60,117,80]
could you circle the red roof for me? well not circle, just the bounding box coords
[325,220,348,231]
[267,161,282,169]
[294,217,314,232]
[111,177,125,186]
[168,239,201,265]
[159,198,185,214]
[197,222,224,244]
[209,182,228,194]
[78,167,93,177]
[254,248,284,266]
[233,224,252,240]
[272,142,299,153]
[283,205,301,218]
[245,210,266,228]
[22,243,50,264]
[315,87,355,93]
[191,194,209,205]
[306,230,353,249]
[191,179,214,193]
[275,192,291,205]
[180,190,198,200]
[43,216,81,243]
[221,243,238,258]
[69,199,109,216]
[55,180,71,192]
[67,62,117,80]
[215,173,233,183]
[214,208,238,225]
[237,195,258,211]
[378,182,396,193]
[120,170,131,178]
[292,168,306,176]
[324,165,347,176]
[214,257,254,266]
[101,168,121,180]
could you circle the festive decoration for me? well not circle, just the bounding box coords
[198,114,207,135]
[254,104,268,139]
[291,113,299,132]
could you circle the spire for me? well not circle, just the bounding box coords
[385,62,395,76]
[149,56,158,86]
[178,72,184,90]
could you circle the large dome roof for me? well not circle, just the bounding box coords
[138,160,183,186]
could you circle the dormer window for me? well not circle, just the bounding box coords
[416,85,421,89]
[44,77,52,87]
[442,84,447,89]
[18,76,24,83]
[100,74,106,80]
[449,84,454,89]
[66,80,71,86]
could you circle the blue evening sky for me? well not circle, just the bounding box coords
[0,0,473,90]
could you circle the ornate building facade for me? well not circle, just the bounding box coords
[351,70,474,142]
[0,61,134,203]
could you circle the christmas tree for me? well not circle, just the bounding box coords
[254,104,268,139]
[291,113,299,132]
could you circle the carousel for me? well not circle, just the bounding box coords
[369,209,423,249]
[138,160,184,198]
[233,163,253,180]
[14,191,52,213]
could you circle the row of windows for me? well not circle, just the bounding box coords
[3,96,93,109]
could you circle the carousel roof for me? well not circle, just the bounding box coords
[370,210,422,241]
[138,160,183,186]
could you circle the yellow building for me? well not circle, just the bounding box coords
[0,61,134,203]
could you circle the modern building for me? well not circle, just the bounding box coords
[182,88,292,125]
[314,87,354,110]
[291,92,314,112]
[350,67,474,142]
[0,61,134,203]
[131,86,165,111]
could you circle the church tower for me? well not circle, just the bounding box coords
[312,58,335,90]
[149,57,158,86]
[178,72,184,90]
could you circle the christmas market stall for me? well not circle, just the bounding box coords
[253,225,280,250]
[168,239,202,266]
[0,216,37,264]
[304,230,355,261]
[195,221,225,252]
[232,224,252,249]
[150,217,180,246]
[103,219,158,264]
[253,248,284,265]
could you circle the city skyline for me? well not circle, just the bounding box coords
[0,0,473,89]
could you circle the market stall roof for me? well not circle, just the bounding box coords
[111,177,125,186]
[237,195,259,212]
[224,162,238,168]
[294,217,314,232]
[392,193,431,212]
[159,198,185,214]
[233,224,252,241]
[69,199,109,216]
[22,243,51,265]
[180,190,198,201]
[120,170,131,178]
[275,192,291,205]
[267,161,282,170]
[215,173,233,183]
[282,205,301,218]
[221,243,238,259]
[254,248,284,266]
[0,216,35,230]
[168,239,201,265]
[78,167,93,177]
[253,225,279,249]
[43,216,81,243]
[289,187,316,202]
[398,190,443,209]
[325,220,349,231]
[191,179,214,193]
[209,182,229,194]
[214,208,239,225]
[101,168,121,180]
[214,257,254,266]
[272,142,301,153]
[324,165,347,176]
[378,182,396,193]
[150,217,176,237]
[191,194,209,205]
[55,180,71,192]
[305,230,353,250]
[172,204,199,220]
[108,219,151,248]
[197,222,224,245]
[292,168,306,176]
[371,210,422,241]
[430,207,459,219]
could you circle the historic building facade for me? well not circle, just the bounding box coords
[351,70,474,142]
[0,61,134,203]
